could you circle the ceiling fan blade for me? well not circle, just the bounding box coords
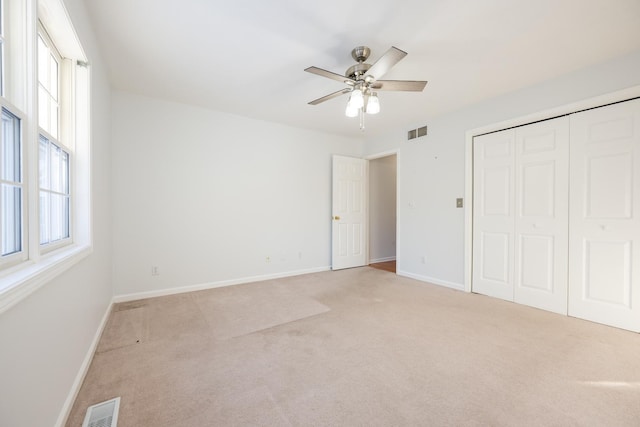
[305,66,355,84]
[370,80,428,92]
[365,46,407,81]
[308,88,352,105]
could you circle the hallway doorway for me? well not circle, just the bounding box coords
[369,154,397,272]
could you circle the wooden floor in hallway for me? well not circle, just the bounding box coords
[369,260,396,273]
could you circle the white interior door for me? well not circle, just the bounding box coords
[568,99,640,332]
[513,117,569,314]
[332,155,367,270]
[473,129,516,301]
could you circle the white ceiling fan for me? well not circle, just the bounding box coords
[305,46,427,129]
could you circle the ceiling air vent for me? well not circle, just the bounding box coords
[407,125,428,141]
[82,397,121,427]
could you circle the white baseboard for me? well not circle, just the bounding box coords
[113,266,332,303]
[397,270,465,291]
[369,256,396,264]
[55,300,113,427]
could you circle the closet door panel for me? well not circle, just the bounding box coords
[568,99,640,332]
[518,234,554,292]
[514,117,569,314]
[473,129,516,301]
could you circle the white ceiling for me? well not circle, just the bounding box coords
[84,0,640,138]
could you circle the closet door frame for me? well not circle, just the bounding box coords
[464,85,640,294]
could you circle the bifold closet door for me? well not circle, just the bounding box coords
[568,99,640,332]
[473,117,569,314]
[473,129,515,302]
[513,117,569,314]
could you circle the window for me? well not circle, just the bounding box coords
[0,0,5,97]
[37,25,71,250]
[1,108,22,256]
[0,0,91,313]
[0,0,26,267]
[37,32,59,138]
[39,135,69,245]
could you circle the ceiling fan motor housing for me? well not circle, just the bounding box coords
[346,63,371,81]
[346,46,372,80]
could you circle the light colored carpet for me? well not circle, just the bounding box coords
[66,267,640,426]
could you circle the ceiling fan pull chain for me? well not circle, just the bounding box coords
[359,107,365,131]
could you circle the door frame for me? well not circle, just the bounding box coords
[464,85,640,293]
[365,149,400,269]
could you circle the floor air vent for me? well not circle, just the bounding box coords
[82,397,121,427]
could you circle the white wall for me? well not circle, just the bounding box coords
[0,0,112,426]
[364,49,640,290]
[111,92,363,298]
[369,155,396,262]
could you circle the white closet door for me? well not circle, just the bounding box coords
[514,117,569,314]
[568,99,640,332]
[473,129,516,301]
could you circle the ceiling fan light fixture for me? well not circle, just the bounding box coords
[345,102,359,117]
[348,88,364,109]
[366,92,380,114]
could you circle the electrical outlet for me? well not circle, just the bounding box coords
[456,198,464,208]
[151,266,159,276]
[265,256,271,263]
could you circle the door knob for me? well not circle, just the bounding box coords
[333,216,341,220]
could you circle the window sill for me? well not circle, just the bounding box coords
[0,243,93,314]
